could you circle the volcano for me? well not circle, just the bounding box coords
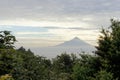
[56,37,92,47]
[32,37,96,58]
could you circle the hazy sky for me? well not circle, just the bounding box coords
[0,0,120,48]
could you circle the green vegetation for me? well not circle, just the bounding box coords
[0,19,120,79]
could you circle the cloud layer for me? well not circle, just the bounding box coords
[0,0,120,47]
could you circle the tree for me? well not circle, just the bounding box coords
[95,19,120,79]
[52,53,74,80]
[0,31,16,49]
[13,47,50,80]
[72,54,101,80]
[90,70,115,80]
[52,53,73,73]
[0,50,17,75]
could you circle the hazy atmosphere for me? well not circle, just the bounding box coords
[1,0,120,80]
[0,0,120,48]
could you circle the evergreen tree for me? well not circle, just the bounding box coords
[95,19,120,79]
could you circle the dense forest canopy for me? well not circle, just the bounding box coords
[0,19,120,80]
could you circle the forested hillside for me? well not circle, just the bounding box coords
[0,19,120,80]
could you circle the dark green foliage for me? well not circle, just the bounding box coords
[0,49,17,75]
[91,70,115,80]
[12,47,51,80]
[95,19,120,79]
[51,53,75,80]
[73,63,90,80]
[0,47,51,80]
[72,54,101,80]
[53,53,73,73]
[0,31,16,49]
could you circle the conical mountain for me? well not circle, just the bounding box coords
[32,37,96,58]
[56,37,91,47]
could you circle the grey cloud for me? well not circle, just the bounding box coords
[68,27,98,30]
[0,0,120,20]
[0,0,120,30]
[44,26,98,30]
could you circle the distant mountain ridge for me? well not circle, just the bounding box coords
[32,37,96,58]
